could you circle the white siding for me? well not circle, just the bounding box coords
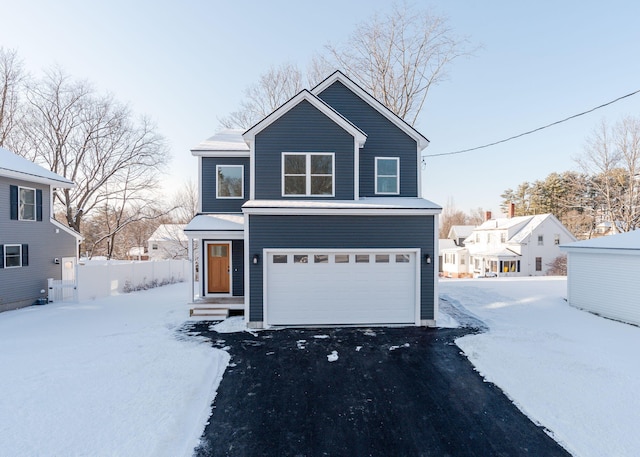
[568,251,640,326]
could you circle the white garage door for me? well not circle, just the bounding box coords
[265,250,418,326]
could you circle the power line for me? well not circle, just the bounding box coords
[422,89,640,159]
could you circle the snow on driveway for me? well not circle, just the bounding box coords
[440,277,640,457]
[0,283,228,457]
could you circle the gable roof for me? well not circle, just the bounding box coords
[448,225,475,239]
[243,89,367,147]
[191,129,250,156]
[470,214,576,245]
[562,229,640,251]
[0,147,74,187]
[311,70,430,151]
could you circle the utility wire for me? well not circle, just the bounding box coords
[422,89,640,158]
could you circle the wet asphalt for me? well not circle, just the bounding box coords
[185,315,571,457]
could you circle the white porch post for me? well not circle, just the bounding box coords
[188,237,195,303]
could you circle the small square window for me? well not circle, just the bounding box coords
[375,254,389,263]
[273,255,288,264]
[355,254,369,263]
[396,254,410,263]
[335,254,350,263]
[294,255,308,264]
[314,254,329,264]
[4,244,22,268]
[217,165,244,198]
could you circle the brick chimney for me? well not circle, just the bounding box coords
[485,211,492,221]
[509,203,515,218]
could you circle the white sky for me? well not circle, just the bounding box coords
[2,0,639,213]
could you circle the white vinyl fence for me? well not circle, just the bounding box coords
[75,259,189,301]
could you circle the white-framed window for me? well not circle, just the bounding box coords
[216,165,244,198]
[3,244,22,268]
[554,234,560,245]
[375,157,399,195]
[19,186,36,221]
[282,153,334,196]
[538,235,544,246]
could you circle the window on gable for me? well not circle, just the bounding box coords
[538,235,544,246]
[554,234,560,245]
[217,165,244,198]
[375,157,399,195]
[283,153,334,196]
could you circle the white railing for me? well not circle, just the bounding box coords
[47,278,78,302]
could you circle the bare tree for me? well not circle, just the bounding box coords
[219,63,305,129]
[575,117,640,232]
[0,47,24,148]
[324,1,474,125]
[18,67,169,234]
[171,179,199,223]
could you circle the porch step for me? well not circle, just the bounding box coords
[189,307,229,319]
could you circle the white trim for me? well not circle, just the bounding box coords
[3,243,22,268]
[197,157,203,213]
[433,213,439,325]
[203,241,233,297]
[281,152,335,197]
[244,215,251,320]
[311,71,429,151]
[184,230,243,240]
[243,206,441,216]
[243,90,367,147]
[262,247,421,328]
[0,168,74,188]
[416,143,422,197]
[354,142,360,200]
[374,157,400,195]
[249,141,256,200]
[216,164,244,199]
[191,150,250,158]
[50,218,82,241]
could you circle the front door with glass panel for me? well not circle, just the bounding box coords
[207,243,230,293]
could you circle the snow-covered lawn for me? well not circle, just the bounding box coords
[0,283,228,457]
[3,278,638,456]
[440,277,640,457]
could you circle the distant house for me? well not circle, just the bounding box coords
[439,225,475,278]
[148,224,188,260]
[184,70,441,328]
[0,147,81,311]
[561,230,640,326]
[441,211,576,278]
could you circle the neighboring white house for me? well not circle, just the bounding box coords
[441,213,576,278]
[561,229,640,326]
[147,224,188,260]
[439,225,475,278]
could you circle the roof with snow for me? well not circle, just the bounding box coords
[242,197,441,213]
[0,147,74,187]
[448,225,475,239]
[190,129,250,156]
[561,229,640,251]
[148,224,188,242]
[184,214,245,234]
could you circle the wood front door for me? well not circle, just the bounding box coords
[207,243,230,293]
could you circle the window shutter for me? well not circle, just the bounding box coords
[36,189,43,221]
[0,245,4,268]
[10,185,18,220]
[21,244,29,267]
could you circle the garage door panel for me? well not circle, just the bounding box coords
[266,250,417,326]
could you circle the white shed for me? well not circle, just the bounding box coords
[561,230,640,326]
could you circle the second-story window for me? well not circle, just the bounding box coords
[375,157,399,195]
[283,153,334,196]
[217,165,244,198]
[19,187,36,221]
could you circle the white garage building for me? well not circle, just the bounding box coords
[561,230,640,326]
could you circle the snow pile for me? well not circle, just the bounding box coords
[441,277,640,457]
[0,283,228,457]
[327,351,339,362]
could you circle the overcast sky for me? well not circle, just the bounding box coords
[2,0,639,214]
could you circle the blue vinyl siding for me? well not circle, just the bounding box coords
[201,157,249,213]
[1,177,78,311]
[248,214,435,322]
[254,100,355,200]
[317,81,418,197]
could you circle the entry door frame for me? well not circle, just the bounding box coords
[204,240,233,297]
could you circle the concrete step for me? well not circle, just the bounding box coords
[190,307,229,319]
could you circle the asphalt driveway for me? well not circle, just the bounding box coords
[187,320,570,457]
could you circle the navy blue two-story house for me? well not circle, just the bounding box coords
[185,71,441,328]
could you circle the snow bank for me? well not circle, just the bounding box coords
[441,277,640,457]
[0,283,228,457]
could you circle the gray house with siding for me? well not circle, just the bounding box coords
[185,71,441,328]
[0,147,81,312]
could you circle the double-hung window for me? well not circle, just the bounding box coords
[283,153,334,196]
[2,244,25,268]
[216,165,244,198]
[375,157,399,194]
[19,187,36,221]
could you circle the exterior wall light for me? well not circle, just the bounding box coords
[425,254,431,264]
[253,254,260,265]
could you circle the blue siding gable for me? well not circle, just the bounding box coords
[254,99,355,200]
[316,81,418,197]
[201,157,249,213]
